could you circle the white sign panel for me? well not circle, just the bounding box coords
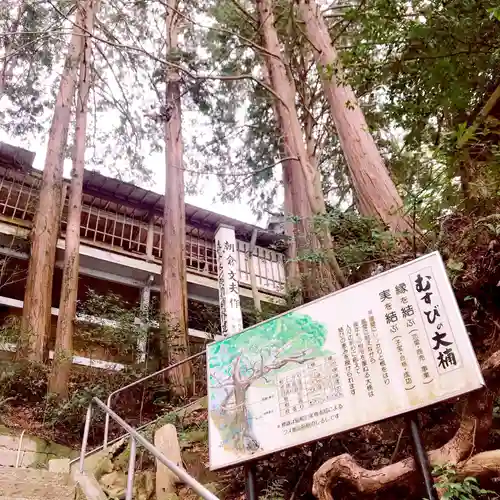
[206,252,484,470]
[215,224,244,337]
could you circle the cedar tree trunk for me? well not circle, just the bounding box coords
[20,1,87,361]
[257,0,346,297]
[160,0,191,396]
[297,0,415,233]
[261,60,301,296]
[49,0,97,398]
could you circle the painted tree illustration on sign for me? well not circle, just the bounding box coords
[208,312,330,455]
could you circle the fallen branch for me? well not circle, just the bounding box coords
[312,350,500,499]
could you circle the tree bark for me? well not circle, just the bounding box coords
[19,1,87,362]
[312,349,500,499]
[256,0,346,297]
[160,0,191,396]
[261,59,301,298]
[297,0,415,234]
[283,163,302,299]
[48,0,97,399]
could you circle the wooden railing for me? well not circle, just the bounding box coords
[0,169,286,295]
[237,240,285,295]
[0,168,40,225]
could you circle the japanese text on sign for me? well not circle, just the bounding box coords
[411,268,460,373]
[215,225,244,337]
[207,252,483,470]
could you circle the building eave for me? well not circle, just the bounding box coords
[0,141,286,249]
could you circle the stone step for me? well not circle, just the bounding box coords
[0,497,49,500]
[0,467,75,499]
[0,467,73,486]
[0,485,74,499]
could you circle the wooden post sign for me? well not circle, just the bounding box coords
[215,224,244,338]
[206,252,484,470]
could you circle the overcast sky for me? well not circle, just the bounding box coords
[0,5,282,230]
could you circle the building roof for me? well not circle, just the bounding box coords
[0,142,35,171]
[0,142,285,248]
[81,170,285,247]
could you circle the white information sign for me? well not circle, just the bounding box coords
[206,252,484,470]
[215,224,244,337]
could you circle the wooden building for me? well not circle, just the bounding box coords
[0,143,286,370]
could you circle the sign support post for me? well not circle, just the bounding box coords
[215,224,258,499]
[244,463,257,500]
[409,416,438,500]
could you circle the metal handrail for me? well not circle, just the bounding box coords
[15,430,26,468]
[103,351,206,448]
[81,397,219,500]
[69,397,204,466]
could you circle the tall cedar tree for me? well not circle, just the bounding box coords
[260,62,302,295]
[20,1,87,361]
[160,0,191,394]
[297,0,415,233]
[49,0,98,398]
[256,0,346,300]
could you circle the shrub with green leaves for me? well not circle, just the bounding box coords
[259,478,287,500]
[429,464,495,500]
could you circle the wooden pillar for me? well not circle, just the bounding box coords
[59,182,68,231]
[248,228,261,313]
[146,215,154,261]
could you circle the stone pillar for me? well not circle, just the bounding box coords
[137,275,153,362]
[215,224,243,337]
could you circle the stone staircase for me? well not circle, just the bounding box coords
[0,467,76,500]
[0,397,210,500]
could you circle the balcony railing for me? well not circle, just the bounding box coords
[0,167,40,225]
[0,167,286,295]
[237,240,285,295]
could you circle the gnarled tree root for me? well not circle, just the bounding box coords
[312,350,500,499]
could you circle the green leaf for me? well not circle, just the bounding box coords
[487,7,500,21]
[447,259,464,272]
